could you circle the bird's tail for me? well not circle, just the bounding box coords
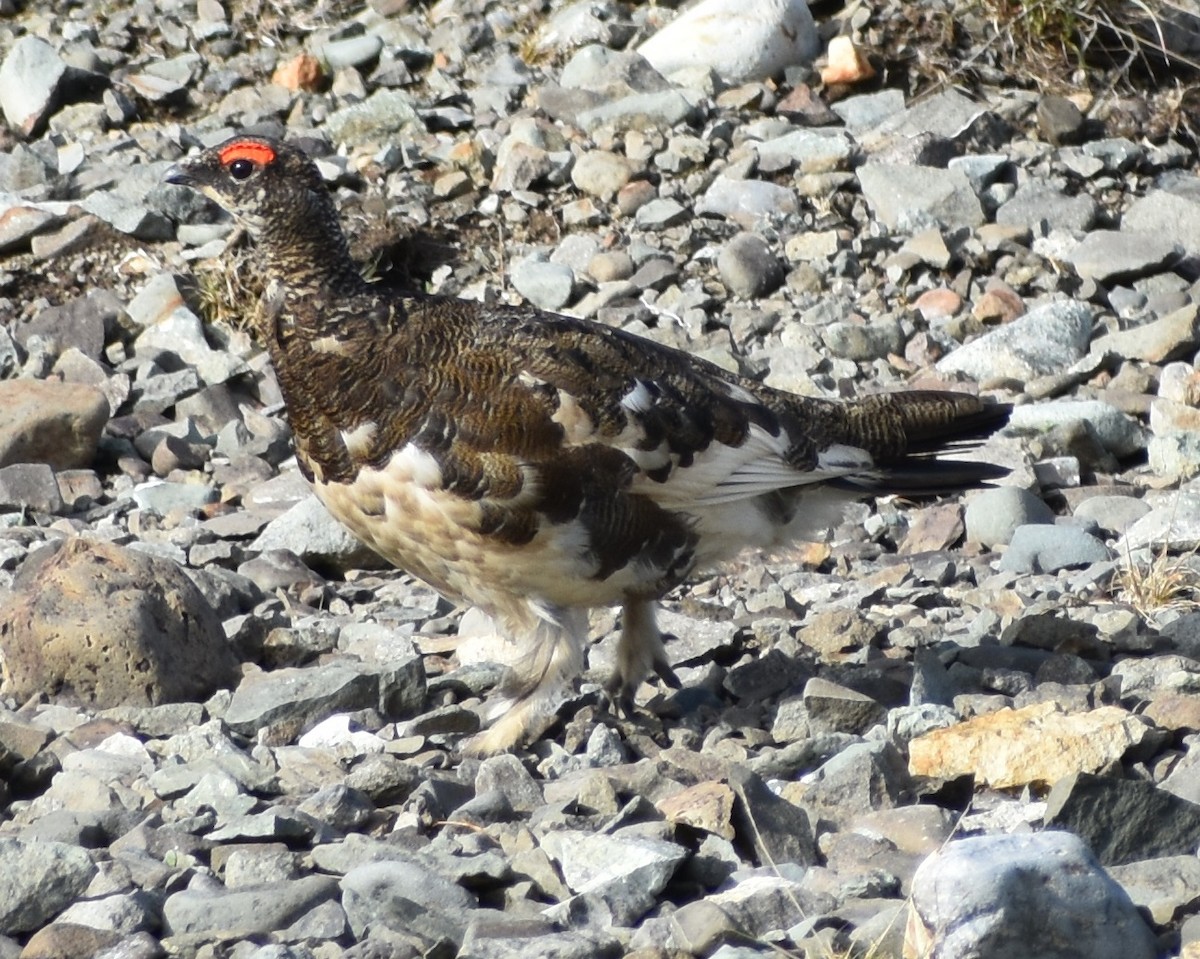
[833,391,1013,494]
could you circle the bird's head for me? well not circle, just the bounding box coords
[164,135,333,235]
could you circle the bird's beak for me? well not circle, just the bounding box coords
[164,163,194,187]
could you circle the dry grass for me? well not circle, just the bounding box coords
[1112,545,1200,619]
[872,0,1200,143]
[972,0,1200,84]
[190,245,267,338]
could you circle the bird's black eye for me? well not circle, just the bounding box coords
[228,158,255,180]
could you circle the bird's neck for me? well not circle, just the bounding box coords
[257,195,367,297]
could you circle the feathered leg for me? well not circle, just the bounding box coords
[605,598,681,716]
[464,603,588,756]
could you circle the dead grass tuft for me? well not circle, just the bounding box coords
[190,246,268,338]
[867,0,1200,144]
[1113,545,1200,619]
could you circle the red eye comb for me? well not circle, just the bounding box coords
[218,140,277,166]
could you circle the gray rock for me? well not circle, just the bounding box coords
[0,838,97,934]
[56,892,158,934]
[1063,230,1181,283]
[1007,400,1144,458]
[324,88,422,142]
[802,678,887,734]
[997,524,1111,573]
[717,233,782,299]
[996,180,1099,232]
[125,479,219,514]
[511,257,575,311]
[0,37,67,136]
[0,204,58,253]
[831,89,907,135]
[207,811,316,844]
[570,150,634,200]
[340,859,476,943]
[754,129,852,174]
[19,290,118,365]
[558,44,668,92]
[128,274,249,387]
[163,875,339,936]
[1148,432,1200,480]
[223,662,381,737]
[728,765,816,868]
[0,463,64,514]
[937,299,1093,383]
[320,33,384,70]
[1036,95,1086,146]
[636,0,819,83]
[856,164,985,232]
[709,872,828,940]
[296,783,374,832]
[1094,303,1200,364]
[696,176,799,226]
[948,153,1009,192]
[542,828,687,926]
[821,318,904,362]
[474,754,545,813]
[866,89,993,147]
[908,831,1156,959]
[965,486,1055,547]
[250,494,384,573]
[791,741,909,828]
[534,1,636,56]
[634,197,688,230]
[81,191,174,241]
[1046,771,1200,866]
[1072,495,1150,536]
[461,917,619,959]
[576,90,694,134]
[1122,189,1200,255]
[1110,654,1200,700]
[1109,855,1200,926]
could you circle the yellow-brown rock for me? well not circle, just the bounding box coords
[0,537,240,708]
[0,380,108,470]
[907,701,1155,789]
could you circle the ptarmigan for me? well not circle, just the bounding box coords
[166,135,1011,755]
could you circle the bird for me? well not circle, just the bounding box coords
[165,135,1011,755]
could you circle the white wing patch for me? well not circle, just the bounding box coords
[552,389,597,444]
[386,442,444,488]
[631,424,875,508]
[816,443,875,472]
[310,335,347,354]
[340,421,378,459]
[620,379,658,414]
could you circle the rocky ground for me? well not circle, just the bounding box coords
[2,0,1200,957]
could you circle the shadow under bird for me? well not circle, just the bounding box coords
[165,135,1011,755]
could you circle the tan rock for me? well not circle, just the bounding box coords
[912,288,963,322]
[0,380,109,470]
[1093,302,1199,364]
[272,53,324,92]
[971,285,1026,324]
[20,922,121,959]
[0,538,240,709]
[1144,692,1200,733]
[821,36,875,86]
[656,781,736,839]
[907,701,1155,788]
[898,502,965,554]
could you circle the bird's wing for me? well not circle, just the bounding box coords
[487,304,859,510]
